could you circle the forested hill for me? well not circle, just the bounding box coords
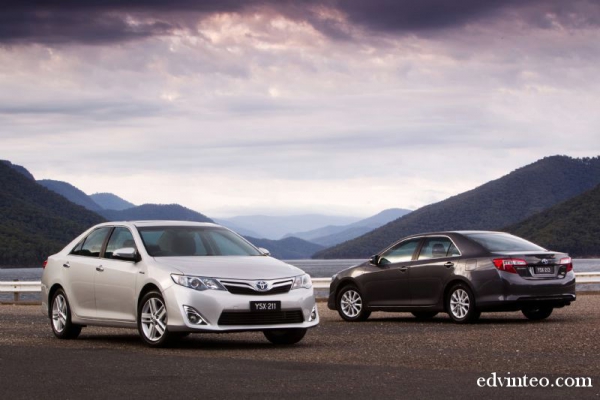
[38,179,103,212]
[506,183,600,257]
[99,204,213,223]
[0,163,105,267]
[314,156,600,259]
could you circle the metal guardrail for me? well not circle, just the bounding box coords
[1,273,599,303]
[0,280,42,302]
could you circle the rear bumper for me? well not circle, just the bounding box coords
[478,293,575,312]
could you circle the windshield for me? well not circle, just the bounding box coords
[137,226,262,257]
[464,232,546,252]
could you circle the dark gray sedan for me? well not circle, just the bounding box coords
[327,231,576,323]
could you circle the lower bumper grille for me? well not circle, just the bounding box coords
[218,310,304,326]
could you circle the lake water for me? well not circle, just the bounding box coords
[2,259,599,301]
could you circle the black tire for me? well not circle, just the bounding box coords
[446,283,480,324]
[263,328,307,345]
[522,306,553,321]
[411,311,439,320]
[137,291,174,347]
[336,285,371,322]
[50,288,82,339]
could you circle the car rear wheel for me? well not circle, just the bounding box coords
[50,288,82,339]
[522,306,553,321]
[138,291,173,347]
[263,328,307,345]
[337,285,371,321]
[447,284,480,324]
[411,311,439,320]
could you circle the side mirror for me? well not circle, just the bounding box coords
[258,247,271,256]
[369,255,380,265]
[113,247,139,262]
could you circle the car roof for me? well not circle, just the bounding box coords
[95,220,222,228]
[404,230,507,237]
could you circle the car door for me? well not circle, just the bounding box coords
[361,238,422,307]
[409,236,461,306]
[63,227,112,319]
[94,227,140,322]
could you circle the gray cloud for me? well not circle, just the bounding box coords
[2,0,599,45]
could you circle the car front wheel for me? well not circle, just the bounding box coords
[50,288,82,339]
[447,284,480,324]
[263,328,307,345]
[138,291,173,347]
[337,285,371,322]
[522,306,553,321]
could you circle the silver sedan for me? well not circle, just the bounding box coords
[41,221,319,347]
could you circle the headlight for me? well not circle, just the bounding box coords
[292,274,312,290]
[171,274,226,291]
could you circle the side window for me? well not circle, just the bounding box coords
[417,237,459,260]
[448,243,461,257]
[380,239,421,265]
[105,227,137,259]
[71,227,111,258]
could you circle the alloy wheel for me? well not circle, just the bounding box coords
[52,294,68,333]
[340,289,363,318]
[141,297,167,342]
[450,288,470,319]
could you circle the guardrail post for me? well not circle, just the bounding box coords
[13,279,19,302]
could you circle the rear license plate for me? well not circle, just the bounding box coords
[534,266,553,274]
[250,301,281,312]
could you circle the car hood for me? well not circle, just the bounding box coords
[152,256,304,280]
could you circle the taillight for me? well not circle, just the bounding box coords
[560,257,573,272]
[43,260,48,269]
[493,258,526,274]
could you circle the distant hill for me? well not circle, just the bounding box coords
[506,184,600,257]
[214,219,262,238]
[1,160,35,181]
[0,162,105,267]
[218,214,361,240]
[38,179,103,212]
[90,192,135,210]
[99,204,213,223]
[314,156,600,259]
[244,236,325,259]
[287,208,412,247]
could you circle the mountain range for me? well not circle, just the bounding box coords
[314,155,600,258]
[507,183,600,257]
[0,161,105,267]
[284,208,412,247]
[3,155,600,267]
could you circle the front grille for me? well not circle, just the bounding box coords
[218,310,304,326]
[219,278,294,296]
[224,284,292,295]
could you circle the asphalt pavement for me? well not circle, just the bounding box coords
[1,296,599,399]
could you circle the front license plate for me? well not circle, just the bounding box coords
[250,301,281,312]
[534,266,553,274]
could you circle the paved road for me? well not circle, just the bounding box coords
[1,296,599,399]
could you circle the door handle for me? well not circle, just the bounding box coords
[444,262,454,268]
[399,267,408,272]
[62,262,70,268]
[96,265,104,272]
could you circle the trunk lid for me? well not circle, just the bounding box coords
[491,251,571,279]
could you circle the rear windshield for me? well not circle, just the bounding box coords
[464,233,546,252]
[137,226,262,257]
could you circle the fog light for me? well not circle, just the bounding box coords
[183,305,208,325]
[308,306,318,322]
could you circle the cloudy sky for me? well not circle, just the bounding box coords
[1,0,599,217]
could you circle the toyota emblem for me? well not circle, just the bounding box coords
[256,281,269,291]
[541,259,549,265]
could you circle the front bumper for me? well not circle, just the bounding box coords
[163,284,319,332]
